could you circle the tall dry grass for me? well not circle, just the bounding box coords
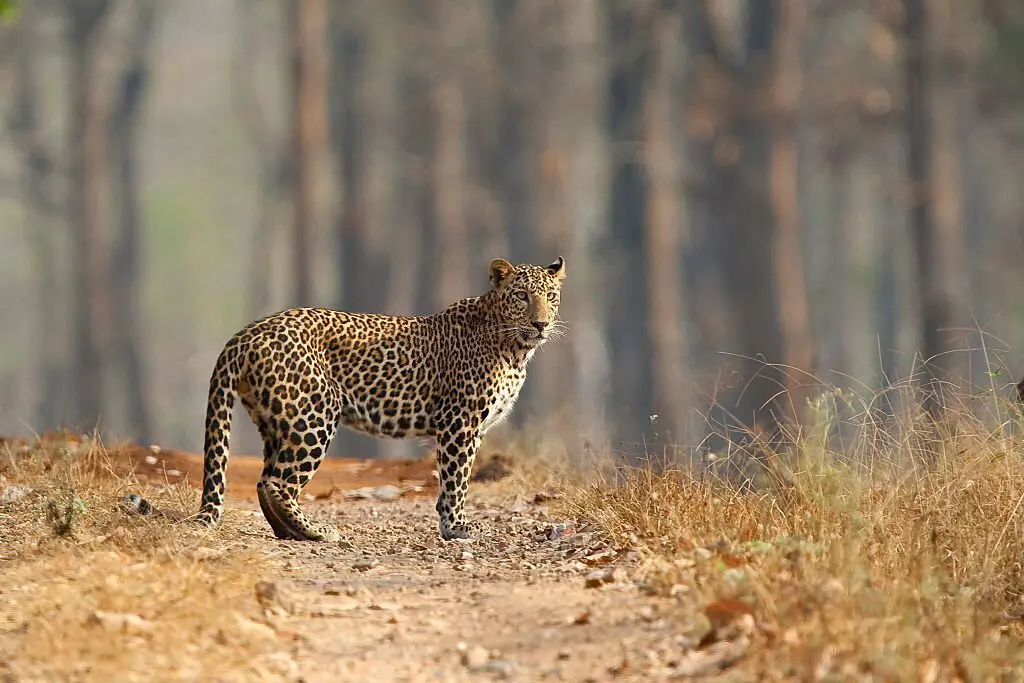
[565,377,1024,680]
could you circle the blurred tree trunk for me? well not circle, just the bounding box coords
[234,0,288,320]
[493,0,537,261]
[387,47,427,318]
[524,2,573,422]
[108,0,156,444]
[331,5,372,314]
[63,0,112,433]
[904,0,964,413]
[287,0,328,307]
[904,0,936,405]
[430,0,470,309]
[562,0,611,448]
[11,4,66,429]
[840,158,880,387]
[684,1,787,439]
[770,0,813,421]
[928,0,968,388]
[606,0,651,455]
[643,3,689,445]
[876,211,899,395]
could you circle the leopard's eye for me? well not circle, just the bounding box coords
[514,291,529,303]
[546,291,558,302]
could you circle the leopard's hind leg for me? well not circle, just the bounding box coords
[249,385,341,542]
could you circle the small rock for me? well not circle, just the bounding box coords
[533,491,560,504]
[457,642,491,669]
[571,610,592,625]
[87,610,154,634]
[582,549,616,566]
[368,602,401,611]
[483,660,517,678]
[345,485,403,501]
[369,485,402,501]
[352,558,379,571]
[460,550,474,561]
[548,523,577,541]
[0,484,32,504]
[472,453,515,482]
[584,567,624,588]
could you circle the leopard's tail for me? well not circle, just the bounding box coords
[119,347,239,527]
[195,347,239,528]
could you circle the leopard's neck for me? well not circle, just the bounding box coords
[452,294,539,371]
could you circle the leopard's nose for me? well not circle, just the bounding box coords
[532,320,549,332]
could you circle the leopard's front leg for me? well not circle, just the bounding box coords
[434,418,481,541]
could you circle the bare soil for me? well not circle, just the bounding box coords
[0,436,697,683]
[233,494,673,683]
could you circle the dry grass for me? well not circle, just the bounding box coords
[0,434,291,682]
[564,383,1024,680]
[5,378,1024,681]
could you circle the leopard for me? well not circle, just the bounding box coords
[125,256,566,542]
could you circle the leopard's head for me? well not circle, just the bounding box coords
[488,256,566,348]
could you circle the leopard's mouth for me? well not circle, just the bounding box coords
[519,330,547,347]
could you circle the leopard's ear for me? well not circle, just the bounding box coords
[546,256,566,281]
[489,258,515,288]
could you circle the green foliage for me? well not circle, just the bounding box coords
[993,22,1024,81]
[0,0,20,24]
[45,489,87,537]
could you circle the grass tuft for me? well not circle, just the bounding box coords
[562,379,1024,680]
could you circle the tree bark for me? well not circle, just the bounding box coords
[331,7,371,314]
[11,4,66,429]
[108,0,156,444]
[769,0,813,421]
[430,2,470,309]
[287,0,328,307]
[904,0,962,413]
[928,0,968,388]
[234,0,288,319]
[63,0,112,433]
[839,158,880,387]
[643,3,689,445]
[684,1,787,439]
[493,0,537,260]
[605,0,651,454]
[562,0,611,448]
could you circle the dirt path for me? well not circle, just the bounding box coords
[1,438,701,682]
[232,492,673,683]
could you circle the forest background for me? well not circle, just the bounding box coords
[0,0,1022,464]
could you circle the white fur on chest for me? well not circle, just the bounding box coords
[480,381,525,435]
